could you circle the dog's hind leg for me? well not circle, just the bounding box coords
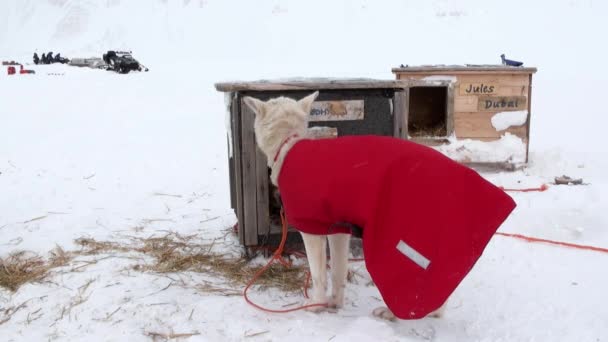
[328,233,350,309]
[373,302,447,321]
[300,232,328,311]
[372,307,396,321]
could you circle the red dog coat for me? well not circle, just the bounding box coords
[277,135,516,319]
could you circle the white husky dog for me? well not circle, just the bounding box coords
[243,91,445,321]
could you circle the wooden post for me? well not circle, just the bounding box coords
[232,95,246,245]
[393,89,408,139]
[446,84,455,136]
[255,147,270,239]
[227,93,236,211]
[228,143,235,210]
[240,98,260,246]
[526,73,533,163]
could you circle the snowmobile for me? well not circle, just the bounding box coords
[102,51,149,74]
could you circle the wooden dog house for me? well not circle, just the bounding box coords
[215,70,538,248]
[215,78,407,248]
[392,65,537,168]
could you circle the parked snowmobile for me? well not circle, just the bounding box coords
[53,53,70,64]
[102,51,149,74]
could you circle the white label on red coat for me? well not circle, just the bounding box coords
[396,240,430,270]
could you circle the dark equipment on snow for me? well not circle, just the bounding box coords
[500,54,523,67]
[102,50,149,74]
[36,51,70,64]
[53,53,69,64]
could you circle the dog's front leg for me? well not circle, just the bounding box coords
[328,233,350,309]
[300,232,327,311]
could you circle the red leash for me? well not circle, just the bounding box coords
[496,184,608,253]
[500,184,549,192]
[273,134,299,163]
[243,210,365,313]
[495,232,608,254]
[243,209,328,313]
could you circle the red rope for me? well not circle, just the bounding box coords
[500,184,549,192]
[497,184,608,252]
[243,210,366,312]
[243,209,327,313]
[495,232,608,254]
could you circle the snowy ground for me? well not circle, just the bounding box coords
[1,1,608,341]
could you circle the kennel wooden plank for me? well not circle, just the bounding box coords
[392,66,537,75]
[458,83,529,97]
[446,85,455,136]
[459,82,499,96]
[454,112,528,139]
[228,152,236,211]
[240,99,259,246]
[232,95,245,245]
[216,79,406,92]
[525,74,533,162]
[255,146,270,238]
[393,90,408,139]
[395,74,528,88]
[455,95,529,113]
[455,136,530,143]
[456,74,529,87]
[228,94,236,211]
[496,85,528,97]
[454,95,478,112]
[477,96,527,112]
[395,74,420,80]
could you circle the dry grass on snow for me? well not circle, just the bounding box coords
[1,233,307,294]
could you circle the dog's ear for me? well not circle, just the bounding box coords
[297,91,319,114]
[243,96,266,117]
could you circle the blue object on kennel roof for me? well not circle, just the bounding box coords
[500,54,524,67]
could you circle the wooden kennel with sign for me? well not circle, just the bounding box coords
[392,65,537,168]
[215,79,407,248]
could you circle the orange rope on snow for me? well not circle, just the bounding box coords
[243,209,366,313]
[495,232,608,254]
[500,184,550,192]
[243,209,328,313]
[496,184,608,253]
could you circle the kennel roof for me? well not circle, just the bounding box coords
[392,65,537,75]
[214,78,408,92]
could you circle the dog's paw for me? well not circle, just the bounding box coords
[427,305,446,318]
[427,310,443,318]
[372,306,396,322]
[328,294,344,310]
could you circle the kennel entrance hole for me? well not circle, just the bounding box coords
[408,86,448,137]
